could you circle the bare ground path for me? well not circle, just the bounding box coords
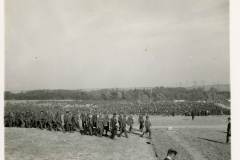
[166,130,207,160]
[147,116,229,160]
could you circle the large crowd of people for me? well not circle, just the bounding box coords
[5,109,153,139]
[4,100,229,139]
[6,100,229,114]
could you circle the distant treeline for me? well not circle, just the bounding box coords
[5,87,230,102]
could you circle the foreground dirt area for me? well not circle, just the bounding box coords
[152,128,230,160]
[178,128,231,160]
[5,116,230,160]
[5,128,156,160]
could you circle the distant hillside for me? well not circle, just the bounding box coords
[5,86,230,101]
[187,84,230,92]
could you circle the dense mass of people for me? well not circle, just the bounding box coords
[4,100,229,139]
[5,109,152,139]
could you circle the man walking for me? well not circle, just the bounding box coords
[119,114,128,138]
[127,114,134,132]
[110,113,118,139]
[103,113,110,136]
[141,115,151,139]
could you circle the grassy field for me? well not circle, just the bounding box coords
[150,116,230,160]
[5,116,230,160]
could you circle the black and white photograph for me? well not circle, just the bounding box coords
[2,0,235,160]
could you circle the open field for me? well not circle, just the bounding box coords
[5,128,155,160]
[132,115,228,128]
[152,128,230,160]
[5,116,230,160]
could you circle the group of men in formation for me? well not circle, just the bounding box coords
[5,110,152,139]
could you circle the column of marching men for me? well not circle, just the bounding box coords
[4,110,152,139]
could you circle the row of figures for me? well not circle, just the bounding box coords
[5,111,152,139]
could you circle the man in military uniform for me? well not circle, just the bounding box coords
[8,112,15,127]
[55,111,62,131]
[191,110,195,120]
[77,111,83,134]
[118,114,123,132]
[60,110,65,132]
[87,112,93,135]
[110,113,118,139]
[119,114,128,138]
[25,111,31,128]
[39,111,45,129]
[80,112,85,133]
[65,111,72,132]
[81,112,87,134]
[71,112,78,131]
[46,111,53,131]
[92,112,98,135]
[97,113,104,137]
[51,111,58,131]
[127,114,134,132]
[138,114,144,132]
[226,117,231,143]
[103,113,110,136]
[31,111,37,128]
[141,115,151,139]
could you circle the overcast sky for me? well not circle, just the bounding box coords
[5,0,229,90]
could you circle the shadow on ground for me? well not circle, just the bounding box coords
[197,137,225,144]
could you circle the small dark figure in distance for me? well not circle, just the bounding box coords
[191,110,195,120]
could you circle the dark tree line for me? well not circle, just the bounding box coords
[4,87,230,102]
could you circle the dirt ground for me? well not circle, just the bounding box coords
[5,116,230,160]
[5,128,156,160]
[150,116,230,160]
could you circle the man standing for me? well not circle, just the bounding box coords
[81,112,87,134]
[110,113,118,139]
[119,114,128,138]
[77,111,83,134]
[92,112,98,135]
[65,111,72,132]
[25,111,31,128]
[71,112,78,131]
[55,111,62,131]
[138,114,144,132]
[9,112,15,127]
[87,112,93,135]
[39,111,45,129]
[127,114,134,132]
[141,115,151,139]
[103,113,110,136]
[60,110,65,132]
[191,110,195,120]
[97,113,104,137]
[46,111,53,131]
[118,114,123,132]
[226,117,231,143]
